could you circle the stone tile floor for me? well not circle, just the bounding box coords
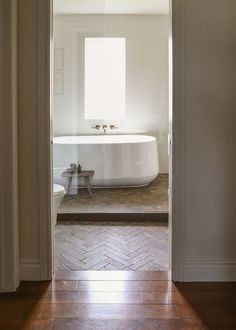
[54,221,168,271]
[59,174,168,214]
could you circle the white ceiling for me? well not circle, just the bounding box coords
[53,0,169,15]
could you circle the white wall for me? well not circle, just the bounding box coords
[53,15,169,173]
[174,0,236,281]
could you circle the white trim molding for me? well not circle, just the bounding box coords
[184,259,236,282]
[0,0,19,292]
[20,259,41,281]
[170,0,185,281]
[37,0,53,281]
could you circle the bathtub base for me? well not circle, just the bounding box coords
[54,173,158,192]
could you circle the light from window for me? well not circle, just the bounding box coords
[84,38,126,120]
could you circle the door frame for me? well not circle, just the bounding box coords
[169,0,185,281]
[36,0,54,280]
[0,0,185,292]
[0,0,19,292]
[0,0,185,291]
[36,0,185,281]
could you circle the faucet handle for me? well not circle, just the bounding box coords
[92,125,100,130]
[110,124,118,130]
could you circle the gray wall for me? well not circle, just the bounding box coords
[178,0,236,280]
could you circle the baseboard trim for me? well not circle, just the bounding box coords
[184,259,236,282]
[0,286,18,293]
[58,212,168,222]
[20,259,41,281]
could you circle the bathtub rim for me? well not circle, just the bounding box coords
[53,134,157,145]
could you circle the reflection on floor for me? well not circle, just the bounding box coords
[1,273,235,329]
[59,174,168,214]
[55,221,168,271]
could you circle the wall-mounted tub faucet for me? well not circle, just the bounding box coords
[102,125,108,133]
[110,124,118,130]
[92,125,100,130]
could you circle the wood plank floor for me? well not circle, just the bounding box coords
[55,221,168,271]
[1,271,236,329]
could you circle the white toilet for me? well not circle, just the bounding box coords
[53,184,66,226]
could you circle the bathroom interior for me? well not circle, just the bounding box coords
[52,0,170,272]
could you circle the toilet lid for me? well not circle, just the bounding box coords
[53,184,66,197]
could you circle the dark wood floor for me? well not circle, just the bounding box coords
[0,271,236,329]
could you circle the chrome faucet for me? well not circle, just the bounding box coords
[92,124,100,130]
[110,124,118,130]
[102,125,108,133]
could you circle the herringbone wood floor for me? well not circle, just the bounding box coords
[59,174,168,214]
[55,221,168,271]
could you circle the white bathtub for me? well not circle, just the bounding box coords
[53,135,159,188]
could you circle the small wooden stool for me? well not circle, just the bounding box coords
[62,164,94,197]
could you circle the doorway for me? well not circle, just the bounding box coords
[51,0,171,274]
[0,0,181,293]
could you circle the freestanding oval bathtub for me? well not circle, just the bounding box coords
[53,135,159,188]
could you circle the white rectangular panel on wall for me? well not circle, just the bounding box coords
[84,37,126,120]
